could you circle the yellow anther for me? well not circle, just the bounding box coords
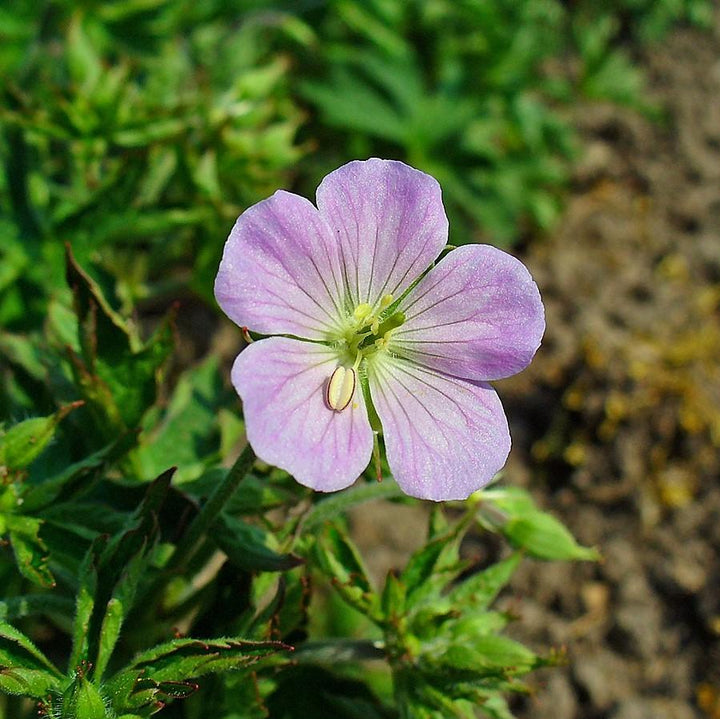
[370,318,380,335]
[326,366,356,412]
[353,303,373,322]
[380,294,394,309]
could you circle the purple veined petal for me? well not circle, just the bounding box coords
[316,159,448,309]
[215,191,347,340]
[232,337,374,492]
[367,354,510,501]
[391,244,545,382]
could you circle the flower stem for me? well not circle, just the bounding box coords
[168,443,256,574]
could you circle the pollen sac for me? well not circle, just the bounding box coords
[326,366,356,412]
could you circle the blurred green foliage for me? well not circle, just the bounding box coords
[0,0,712,717]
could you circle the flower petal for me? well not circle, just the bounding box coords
[215,191,346,340]
[233,337,373,492]
[316,159,448,308]
[392,245,545,381]
[367,355,510,501]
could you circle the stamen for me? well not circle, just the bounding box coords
[375,311,406,337]
[353,304,373,323]
[380,294,394,309]
[326,366,356,412]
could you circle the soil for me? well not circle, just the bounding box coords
[353,11,720,719]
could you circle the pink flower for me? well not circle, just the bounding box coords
[215,159,544,501]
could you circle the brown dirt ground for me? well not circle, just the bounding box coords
[502,14,720,719]
[353,11,720,719]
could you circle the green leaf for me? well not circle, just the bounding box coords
[66,13,103,91]
[131,356,225,482]
[22,433,136,512]
[400,516,468,608]
[0,666,62,699]
[381,570,406,619]
[70,535,101,672]
[64,247,175,433]
[0,402,83,472]
[69,470,174,675]
[445,553,522,611]
[477,693,515,719]
[5,514,55,587]
[441,612,510,643]
[0,620,62,698]
[213,513,303,573]
[314,524,379,620]
[107,637,289,714]
[0,594,75,622]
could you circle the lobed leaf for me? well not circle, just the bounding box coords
[107,636,290,714]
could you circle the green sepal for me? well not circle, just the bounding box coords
[480,488,601,561]
[438,635,538,675]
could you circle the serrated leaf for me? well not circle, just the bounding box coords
[70,535,101,671]
[107,637,289,713]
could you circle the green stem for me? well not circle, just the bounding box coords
[292,639,386,663]
[167,443,256,574]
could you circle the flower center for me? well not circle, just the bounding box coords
[324,294,406,412]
